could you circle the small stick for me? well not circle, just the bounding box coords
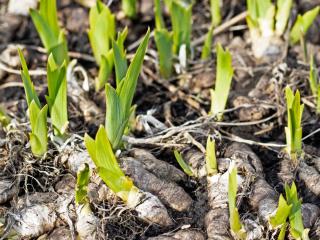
[0,61,46,76]
[191,11,248,47]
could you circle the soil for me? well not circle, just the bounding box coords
[0,0,320,239]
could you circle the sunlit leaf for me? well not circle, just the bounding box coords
[19,50,48,157]
[269,194,292,228]
[154,29,173,78]
[290,6,320,44]
[170,0,193,54]
[210,0,221,27]
[210,44,233,120]
[30,0,69,65]
[88,0,115,65]
[228,162,246,239]
[46,54,68,136]
[174,150,194,177]
[275,0,293,36]
[205,136,217,175]
[285,87,304,159]
[105,29,150,149]
[201,26,214,60]
[84,126,139,203]
[122,0,136,18]
[75,163,91,205]
[285,182,309,239]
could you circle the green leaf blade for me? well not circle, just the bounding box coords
[201,26,214,60]
[210,0,221,27]
[75,163,91,205]
[269,194,292,228]
[84,125,138,202]
[118,29,150,119]
[46,55,68,136]
[18,49,41,108]
[211,44,233,120]
[88,0,115,65]
[154,29,173,78]
[290,6,320,44]
[29,102,48,157]
[105,84,124,149]
[174,150,194,177]
[113,39,128,85]
[275,0,293,36]
[205,136,217,175]
[122,0,137,18]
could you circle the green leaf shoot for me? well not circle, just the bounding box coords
[29,102,48,157]
[228,162,246,239]
[88,0,116,90]
[96,51,113,91]
[210,44,233,120]
[154,0,173,78]
[285,87,304,160]
[269,194,292,228]
[205,136,217,176]
[113,28,129,86]
[246,0,275,37]
[309,55,320,114]
[30,0,69,65]
[275,0,293,36]
[122,0,137,18]
[201,26,214,60]
[246,0,292,56]
[154,29,173,78]
[210,0,221,27]
[19,49,48,157]
[88,0,115,65]
[170,0,193,55]
[285,182,309,240]
[75,163,91,205]
[290,6,320,44]
[84,125,140,204]
[105,29,150,149]
[18,49,41,108]
[0,106,10,127]
[154,0,165,30]
[174,150,194,177]
[278,222,288,240]
[46,54,68,136]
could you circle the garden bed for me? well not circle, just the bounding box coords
[0,0,320,239]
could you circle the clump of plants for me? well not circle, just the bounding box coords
[270,182,309,239]
[19,49,48,157]
[290,6,320,61]
[154,0,193,78]
[84,126,172,226]
[210,44,234,120]
[246,0,319,59]
[285,87,304,161]
[30,0,69,65]
[105,29,150,150]
[289,6,320,45]
[246,0,292,58]
[88,0,116,91]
